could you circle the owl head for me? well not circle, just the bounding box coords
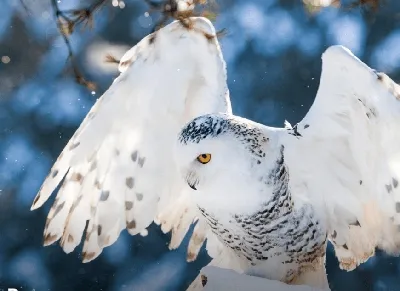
[175,113,285,216]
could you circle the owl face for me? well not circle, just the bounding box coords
[176,113,280,215]
[178,132,252,191]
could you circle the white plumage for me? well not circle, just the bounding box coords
[177,45,400,290]
[286,46,400,271]
[31,16,400,291]
[31,17,231,263]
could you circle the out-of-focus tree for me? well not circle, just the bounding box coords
[41,0,386,90]
[1,0,399,291]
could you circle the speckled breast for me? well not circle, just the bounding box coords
[198,164,327,282]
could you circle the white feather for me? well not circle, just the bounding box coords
[285,45,400,271]
[178,44,400,290]
[31,17,232,265]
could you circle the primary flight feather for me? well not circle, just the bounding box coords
[31,17,231,263]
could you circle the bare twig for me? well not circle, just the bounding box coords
[304,0,384,13]
[105,0,224,69]
[50,0,220,89]
[142,0,223,36]
[18,0,32,15]
[348,0,383,11]
[50,0,110,90]
[30,0,386,90]
[104,54,121,64]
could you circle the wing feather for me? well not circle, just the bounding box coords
[186,219,208,261]
[61,166,95,253]
[31,17,232,268]
[288,45,400,270]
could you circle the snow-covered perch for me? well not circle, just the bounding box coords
[199,266,325,291]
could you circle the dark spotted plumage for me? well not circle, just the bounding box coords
[69,142,80,150]
[126,177,135,189]
[287,123,302,138]
[357,98,377,118]
[100,191,110,202]
[393,178,398,188]
[179,114,268,158]
[197,144,326,282]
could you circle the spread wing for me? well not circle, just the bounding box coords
[31,17,232,263]
[287,45,400,270]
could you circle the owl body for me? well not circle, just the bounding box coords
[179,115,327,284]
[32,16,400,291]
[199,201,326,283]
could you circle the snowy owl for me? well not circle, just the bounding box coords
[31,17,231,261]
[30,16,400,291]
[177,46,400,289]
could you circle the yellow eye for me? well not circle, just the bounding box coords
[197,153,211,164]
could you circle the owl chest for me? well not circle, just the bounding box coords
[199,204,327,281]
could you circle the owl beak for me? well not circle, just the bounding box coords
[186,171,198,191]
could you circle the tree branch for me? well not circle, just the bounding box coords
[50,0,110,90]
[18,0,32,15]
[48,0,384,90]
[50,0,219,90]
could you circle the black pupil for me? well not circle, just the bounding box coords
[201,154,208,159]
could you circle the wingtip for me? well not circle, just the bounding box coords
[139,229,149,237]
[190,17,215,35]
[31,183,52,210]
[30,193,43,211]
[169,16,216,40]
[43,232,59,246]
[82,251,101,263]
[186,251,198,262]
[322,45,356,62]
[30,202,41,211]
[321,45,376,79]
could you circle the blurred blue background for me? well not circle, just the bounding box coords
[1,0,400,290]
